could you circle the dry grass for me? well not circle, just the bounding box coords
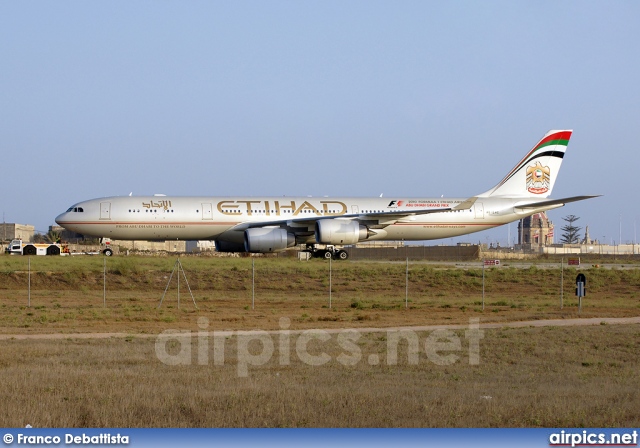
[0,256,639,334]
[0,324,638,427]
[0,255,638,427]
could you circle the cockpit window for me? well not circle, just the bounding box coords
[66,207,84,213]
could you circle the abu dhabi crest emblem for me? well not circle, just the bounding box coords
[526,162,550,194]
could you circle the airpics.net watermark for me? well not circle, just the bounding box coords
[155,317,484,377]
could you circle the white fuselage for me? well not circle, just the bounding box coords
[55,195,555,244]
[54,130,593,251]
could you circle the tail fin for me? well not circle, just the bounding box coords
[479,130,572,198]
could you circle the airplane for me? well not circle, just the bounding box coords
[55,130,598,259]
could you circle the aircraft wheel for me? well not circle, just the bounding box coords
[103,248,114,257]
[337,250,348,260]
[323,251,332,260]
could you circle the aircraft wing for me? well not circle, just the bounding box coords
[229,197,477,232]
[514,195,601,210]
[354,197,477,220]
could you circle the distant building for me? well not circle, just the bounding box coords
[0,223,35,242]
[113,240,187,252]
[50,225,188,252]
[353,240,405,248]
[186,240,217,252]
[49,225,89,243]
[517,212,554,246]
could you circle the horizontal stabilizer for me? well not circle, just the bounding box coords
[515,195,601,210]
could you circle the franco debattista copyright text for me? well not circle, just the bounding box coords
[3,433,129,445]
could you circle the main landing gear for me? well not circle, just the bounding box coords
[304,244,349,260]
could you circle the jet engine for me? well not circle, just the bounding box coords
[315,219,369,245]
[244,228,296,253]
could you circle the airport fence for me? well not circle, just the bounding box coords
[342,245,480,261]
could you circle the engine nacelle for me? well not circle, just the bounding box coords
[315,219,368,245]
[215,240,247,253]
[244,228,296,253]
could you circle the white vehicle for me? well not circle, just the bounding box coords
[55,130,598,259]
[6,239,67,256]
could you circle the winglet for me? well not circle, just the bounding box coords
[453,197,477,211]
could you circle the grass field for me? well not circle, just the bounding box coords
[0,254,638,427]
[1,255,639,333]
[0,324,638,427]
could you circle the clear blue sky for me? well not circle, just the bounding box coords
[1,2,638,245]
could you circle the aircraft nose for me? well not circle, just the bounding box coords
[55,212,68,226]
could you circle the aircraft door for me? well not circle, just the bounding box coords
[474,202,485,219]
[100,202,111,220]
[352,205,359,214]
[202,203,213,220]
